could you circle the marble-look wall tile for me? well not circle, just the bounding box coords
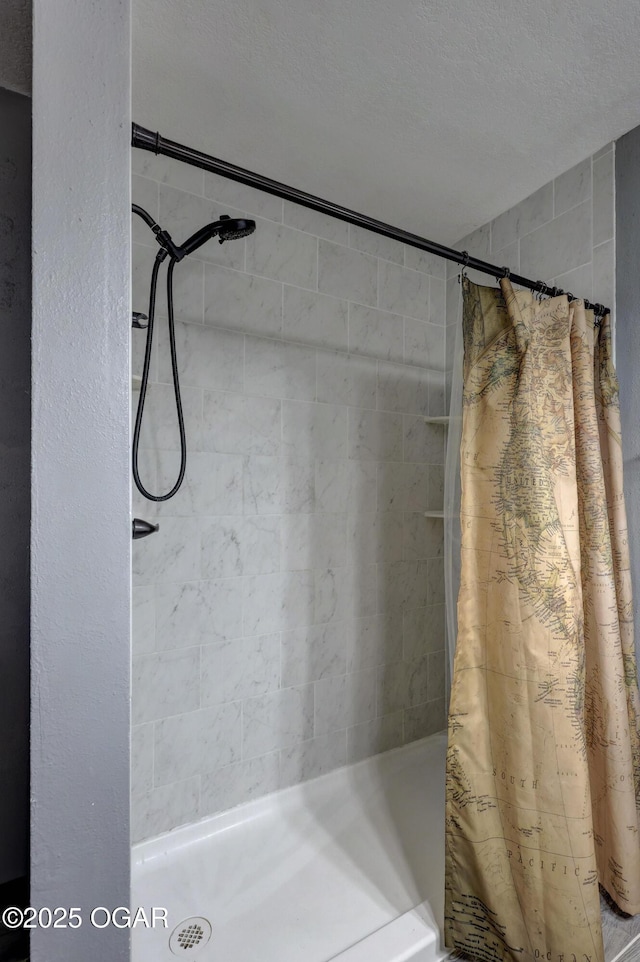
[593,150,614,246]
[204,263,283,338]
[346,613,403,672]
[204,171,283,222]
[403,515,444,563]
[201,391,281,457]
[243,570,315,636]
[404,698,446,742]
[347,511,403,566]
[592,239,614,315]
[246,218,318,288]
[201,634,281,706]
[427,557,445,606]
[135,382,203,452]
[429,277,446,326]
[378,262,429,321]
[158,320,244,393]
[425,368,447,417]
[243,456,315,516]
[131,724,154,796]
[281,623,347,687]
[347,713,403,764]
[155,579,243,649]
[427,650,446,700]
[449,223,490,278]
[132,646,200,725]
[403,417,445,464]
[404,318,445,370]
[282,400,347,460]
[318,240,378,306]
[403,605,445,662]
[131,777,200,845]
[428,464,445,511]
[554,157,591,217]
[283,286,349,351]
[132,517,201,586]
[200,752,280,816]
[348,408,403,461]
[314,669,377,735]
[552,263,592,302]
[132,153,449,837]
[281,513,347,571]
[244,336,317,402]
[315,459,377,514]
[377,361,431,416]
[377,462,430,513]
[132,585,156,656]
[348,224,404,264]
[243,684,314,758]
[314,564,377,623]
[490,183,554,252]
[154,702,242,785]
[377,561,429,613]
[283,201,349,245]
[155,451,244,518]
[316,350,377,409]
[378,657,430,714]
[201,516,281,579]
[519,200,591,281]
[404,247,446,278]
[132,155,204,195]
[280,731,347,788]
[348,303,404,363]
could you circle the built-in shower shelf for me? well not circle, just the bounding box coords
[424,510,445,518]
[423,415,449,425]
[132,375,142,391]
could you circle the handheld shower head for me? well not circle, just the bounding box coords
[217,215,256,242]
[178,215,256,258]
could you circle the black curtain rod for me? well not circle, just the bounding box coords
[131,123,609,317]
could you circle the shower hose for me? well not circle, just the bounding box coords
[131,205,187,502]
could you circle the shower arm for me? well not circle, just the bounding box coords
[131,123,609,317]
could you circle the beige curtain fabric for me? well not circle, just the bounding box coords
[444,277,640,962]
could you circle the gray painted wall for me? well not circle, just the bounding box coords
[0,85,30,886]
[30,2,131,960]
[615,126,640,666]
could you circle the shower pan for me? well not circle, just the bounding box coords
[132,733,448,962]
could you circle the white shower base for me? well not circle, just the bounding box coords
[131,731,449,962]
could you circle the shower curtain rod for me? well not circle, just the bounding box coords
[131,123,609,316]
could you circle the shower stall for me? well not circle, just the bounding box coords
[130,129,451,961]
[129,128,626,961]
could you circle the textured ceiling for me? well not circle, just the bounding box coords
[133,0,640,244]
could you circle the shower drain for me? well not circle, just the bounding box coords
[169,917,212,956]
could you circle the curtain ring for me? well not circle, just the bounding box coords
[566,292,574,303]
[501,266,510,280]
[459,251,470,281]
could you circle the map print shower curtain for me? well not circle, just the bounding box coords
[444,277,640,962]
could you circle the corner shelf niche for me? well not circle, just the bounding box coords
[424,415,449,518]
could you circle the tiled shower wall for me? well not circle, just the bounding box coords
[446,142,615,363]
[131,154,448,842]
